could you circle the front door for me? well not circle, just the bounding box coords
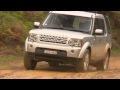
[91,17,107,61]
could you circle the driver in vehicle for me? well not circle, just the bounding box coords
[56,15,65,27]
[57,15,73,28]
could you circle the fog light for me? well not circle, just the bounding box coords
[71,50,74,53]
[30,44,33,48]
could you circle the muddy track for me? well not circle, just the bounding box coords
[0,57,120,79]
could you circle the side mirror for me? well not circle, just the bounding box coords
[94,29,103,35]
[34,22,40,28]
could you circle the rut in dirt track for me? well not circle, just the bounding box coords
[0,57,120,79]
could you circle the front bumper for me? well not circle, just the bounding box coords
[26,42,81,58]
[27,52,79,63]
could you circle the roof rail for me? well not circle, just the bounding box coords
[84,11,108,15]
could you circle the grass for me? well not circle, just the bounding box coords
[0,11,47,48]
[0,54,23,66]
[111,48,120,57]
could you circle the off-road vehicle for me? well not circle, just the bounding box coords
[24,11,112,72]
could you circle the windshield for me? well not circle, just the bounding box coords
[41,13,92,33]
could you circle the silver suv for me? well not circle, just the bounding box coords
[24,11,112,72]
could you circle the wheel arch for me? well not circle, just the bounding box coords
[78,42,91,58]
[104,43,111,58]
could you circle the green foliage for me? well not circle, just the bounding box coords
[15,45,22,53]
[0,55,23,66]
[0,11,47,49]
[0,47,6,51]
[111,48,120,56]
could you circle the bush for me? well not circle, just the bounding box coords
[0,11,47,50]
[15,45,22,53]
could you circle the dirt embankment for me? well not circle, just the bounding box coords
[0,57,120,79]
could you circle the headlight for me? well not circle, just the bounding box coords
[28,33,37,42]
[68,38,82,47]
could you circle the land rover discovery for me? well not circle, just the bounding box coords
[24,11,112,72]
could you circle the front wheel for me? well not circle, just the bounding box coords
[24,52,37,70]
[75,49,90,72]
[96,51,110,71]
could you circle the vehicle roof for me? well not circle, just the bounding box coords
[49,11,104,18]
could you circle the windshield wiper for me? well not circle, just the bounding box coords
[78,30,89,33]
[48,27,64,29]
[43,26,64,30]
[69,29,89,33]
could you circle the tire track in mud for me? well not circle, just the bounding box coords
[0,70,23,79]
[0,57,120,79]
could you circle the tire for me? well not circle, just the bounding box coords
[48,62,59,67]
[96,51,110,71]
[24,52,37,70]
[75,49,90,72]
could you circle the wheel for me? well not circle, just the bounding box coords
[24,52,37,70]
[96,51,110,71]
[48,62,59,67]
[75,49,90,72]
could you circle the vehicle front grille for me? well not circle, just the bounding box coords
[39,34,67,44]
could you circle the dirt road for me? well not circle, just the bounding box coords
[0,57,120,79]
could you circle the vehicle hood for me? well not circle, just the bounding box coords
[29,28,91,39]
